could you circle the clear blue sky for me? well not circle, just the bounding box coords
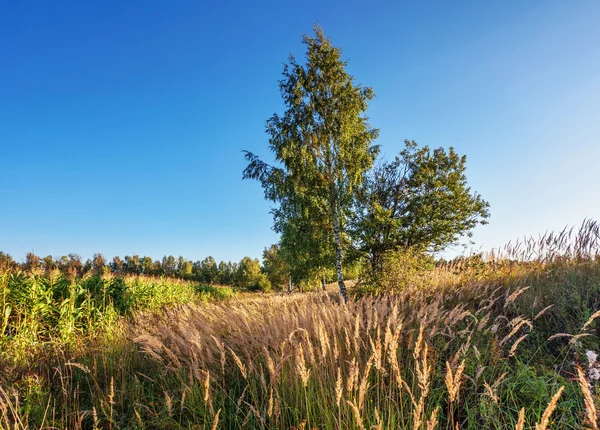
[1,1,599,263]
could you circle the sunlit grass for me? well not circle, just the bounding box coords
[1,221,599,429]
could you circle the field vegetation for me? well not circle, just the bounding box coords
[1,221,599,429]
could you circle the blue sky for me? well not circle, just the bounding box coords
[1,0,599,263]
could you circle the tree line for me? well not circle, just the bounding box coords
[0,251,277,291]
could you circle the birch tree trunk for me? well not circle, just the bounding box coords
[332,207,347,303]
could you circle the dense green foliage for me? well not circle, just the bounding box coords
[0,270,234,365]
[351,140,489,280]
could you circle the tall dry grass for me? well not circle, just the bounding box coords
[131,277,597,427]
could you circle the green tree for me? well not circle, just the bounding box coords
[124,255,141,275]
[141,256,154,275]
[243,26,378,302]
[153,260,163,276]
[262,244,289,290]
[162,255,176,276]
[351,140,490,279]
[237,257,261,288]
[236,257,271,291]
[67,253,83,276]
[200,256,218,284]
[217,261,235,285]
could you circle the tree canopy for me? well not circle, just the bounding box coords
[351,140,490,278]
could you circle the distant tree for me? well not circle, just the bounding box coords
[175,256,186,277]
[351,140,490,279]
[243,26,378,302]
[0,252,16,272]
[217,261,235,285]
[24,252,41,272]
[111,256,125,273]
[192,260,202,279]
[42,255,56,272]
[262,244,289,290]
[55,255,71,275]
[68,253,83,275]
[237,257,260,288]
[92,253,107,274]
[162,255,176,276]
[182,260,193,279]
[141,256,154,275]
[200,256,218,284]
[237,257,271,291]
[153,260,163,276]
[124,255,141,275]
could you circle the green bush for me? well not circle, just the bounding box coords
[361,248,435,293]
[250,272,272,292]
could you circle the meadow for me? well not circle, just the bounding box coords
[1,222,599,429]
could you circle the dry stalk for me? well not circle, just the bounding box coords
[582,310,600,331]
[577,366,598,430]
[534,386,564,430]
[445,360,466,403]
[515,407,525,430]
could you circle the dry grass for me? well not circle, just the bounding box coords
[129,268,597,428]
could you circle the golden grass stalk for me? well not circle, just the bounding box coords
[211,408,221,430]
[346,400,366,430]
[509,334,529,357]
[203,371,211,402]
[534,305,554,320]
[445,360,465,403]
[358,357,373,410]
[413,324,424,361]
[500,318,532,346]
[484,381,499,404]
[335,367,343,408]
[576,366,598,430]
[504,286,531,308]
[413,344,431,430]
[426,406,439,430]
[347,357,358,393]
[374,408,383,430]
[229,348,247,379]
[582,310,600,331]
[515,407,525,430]
[534,386,564,430]
[296,346,311,388]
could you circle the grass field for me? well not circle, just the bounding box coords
[1,223,599,429]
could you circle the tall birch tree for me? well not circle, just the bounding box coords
[243,26,378,302]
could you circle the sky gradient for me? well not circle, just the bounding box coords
[1,0,599,263]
